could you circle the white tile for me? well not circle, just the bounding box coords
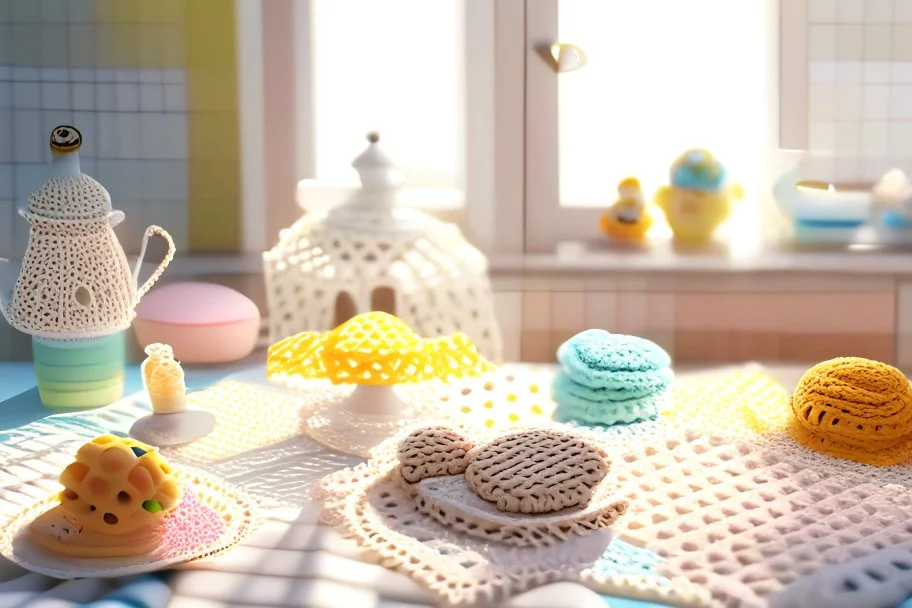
[890,85,912,118]
[888,121,912,156]
[39,68,68,82]
[141,160,169,201]
[162,70,185,85]
[96,112,119,159]
[863,84,891,119]
[863,61,891,82]
[897,0,912,21]
[69,68,94,83]
[810,25,838,60]
[115,70,139,84]
[14,164,47,202]
[40,82,69,110]
[809,122,837,152]
[11,82,39,110]
[863,157,895,181]
[834,121,862,154]
[139,84,164,112]
[894,62,912,83]
[167,161,187,200]
[95,160,120,201]
[115,83,140,112]
[836,0,865,22]
[0,67,10,81]
[12,111,42,163]
[96,69,116,83]
[0,201,13,259]
[118,160,144,201]
[139,70,162,84]
[163,84,185,112]
[836,25,864,59]
[810,84,837,121]
[72,112,96,157]
[835,84,863,118]
[866,0,895,22]
[0,118,11,163]
[68,0,94,22]
[79,158,95,177]
[834,157,863,181]
[139,113,168,160]
[810,0,837,22]
[12,68,39,82]
[0,164,13,200]
[0,83,10,109]
[117,113,141,159]
[71,83,93,112]
[836,60,863,82]
[167,114,187,159]
[95,84,115,111]
[861,121,889,155]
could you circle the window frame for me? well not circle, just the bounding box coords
[522,0,791,253]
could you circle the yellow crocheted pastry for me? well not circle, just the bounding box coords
[29,435,181,558]
[267,312,493,386]
[788,357,912,466]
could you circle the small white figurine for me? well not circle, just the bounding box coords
[130,343,216,446]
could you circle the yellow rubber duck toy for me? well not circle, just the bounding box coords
[599,177,654,242]
[654,149,744,245]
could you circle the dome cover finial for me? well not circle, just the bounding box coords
[351,132,404,190]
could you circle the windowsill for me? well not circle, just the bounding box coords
[120,238,912,280]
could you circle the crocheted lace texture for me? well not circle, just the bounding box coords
[27,174,111,221]
[267,311,492,387]
[313,427,707,607]
[611,428,912,607]
[263,209,503,363]
[5,221,174,339]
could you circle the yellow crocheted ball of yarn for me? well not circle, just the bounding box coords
[789,357,912,466]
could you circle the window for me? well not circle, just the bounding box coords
[293,0,474,211]
[524,0,781,253]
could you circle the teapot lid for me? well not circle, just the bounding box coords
[24,126,113,222]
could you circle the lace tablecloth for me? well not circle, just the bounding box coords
[0,363,668,608]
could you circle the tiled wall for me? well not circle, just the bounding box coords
[807,0,912,181]
[0,0,241,258]
[489,273,902,366]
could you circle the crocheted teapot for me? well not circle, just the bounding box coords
[0,126,175,340]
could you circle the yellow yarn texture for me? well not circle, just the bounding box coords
[661,366,792,440]
[267,312,492,386]
[788,357,912,466]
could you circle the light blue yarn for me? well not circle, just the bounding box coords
[553,369,672,402]
[554,387,668,426]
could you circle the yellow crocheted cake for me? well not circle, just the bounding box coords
[267,312,493,386]
[789,357,912,466]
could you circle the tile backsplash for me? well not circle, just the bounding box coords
[807,0,912,181]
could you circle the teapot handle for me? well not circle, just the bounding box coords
[132,225,176,303]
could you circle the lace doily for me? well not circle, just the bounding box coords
[267,311,492,387]
[263,204,503,363]
[4,221,174,340]
[608,428,912,607]
[0,465,257,579]
[313,425,706,607]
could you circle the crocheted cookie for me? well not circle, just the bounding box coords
[464,429,610,514]
[557,330,673,391]
[789,357,912,466]
[554,383,669,426]
[397,427,475,483]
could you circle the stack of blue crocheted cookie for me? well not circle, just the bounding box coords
[553,329,674,426]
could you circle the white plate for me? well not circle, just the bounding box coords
[0,467,258,579]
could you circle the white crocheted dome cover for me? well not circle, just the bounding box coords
[264,207,503,362]
[27,174,112,221]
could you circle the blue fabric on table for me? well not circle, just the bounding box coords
[82,573,173,608]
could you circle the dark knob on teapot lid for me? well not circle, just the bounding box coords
[49,125,82,154]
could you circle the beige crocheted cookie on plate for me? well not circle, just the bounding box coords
[394,427,627,548]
